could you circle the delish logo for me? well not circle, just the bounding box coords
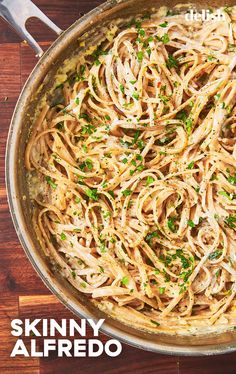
[185,9,226,22]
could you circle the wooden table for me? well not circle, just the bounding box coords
[0,1,236,372]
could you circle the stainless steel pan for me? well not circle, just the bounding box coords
[4,0,236,355]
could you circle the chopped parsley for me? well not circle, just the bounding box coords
[208,250,223,260]
[79,113,91,122]
[137,139,145,150]
[166,54,179,69]
[56,122,65,131]
[85,188,99,201]
[79,158,93,171]
[100,243,107,253]
[150,320,160,326]
[121,276,129,286]
[179,282,188,294]
[46,176,57,189]
[159,21,168,27]
[167,217,177,232]
[159,287,165,294]
[136,154,143,161]
[71,271,76,279]
[132,91,140,100]
[179,269,192,283]
[187,161,195,169]
[81,124,96,135]
[228,173,236,185]
[132,130,141,145]
[218,190,233,200]
[224,6,232,14]
[156,33,169,44]
[145,231,159,245]
[99,266,105,273]
[75,64,86,81]
[221,102,226,109]
[225,215,236,229]
[146,176,154,186]
[122,189,132,197]
[185,117,193,135]
[207,55,216,61]
[103,211,111,219]
[137,51,144,62]
[215,269,220,278]
[187,220,195,228]
[120,84,125,94]
[108,190,115,199]
[138,28,145,37]
[158,93,170,104]
[176,109,188,122]
[166,9,179,16]
[136,165,144,172]
[176,249,191,269]
[60,232,66,241]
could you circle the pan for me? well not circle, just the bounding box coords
[3,0,236,355]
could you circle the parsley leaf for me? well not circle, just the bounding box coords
[218,191,233,200]
[159,287,165,294]
[85,188,99,201]
[187,161,195,169]
[228,173,236,185]
[132,91,140,100]
[159,21,168,27]
[158,93,170,104]
[167,217,177,232]
[145,231,159,245]
[120,84,125,94]
[208,250,223,260]
[137,51,144,62]
[46,176,57,189]
[60,232,66,241]
[176,249,190,269]
[166,54,179,69]
[81,124,96,135]
[176,109,188,122]
[156,33,170,44]
[122,189,132,197]
[185,117,193,135]
[187,220,195,228]
[225,215,236,229]
[150,320,160,326]
[146,176,154,186]
[121,276,129,285]
[79,158,93,171]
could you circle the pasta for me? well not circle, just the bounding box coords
[25,6,236,334]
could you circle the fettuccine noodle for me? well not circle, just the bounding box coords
[25,6,236,334]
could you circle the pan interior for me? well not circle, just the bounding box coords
[7,0,236,354]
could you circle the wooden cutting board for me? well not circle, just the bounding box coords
[0,1,236,373]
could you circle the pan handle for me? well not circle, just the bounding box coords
[0,0,63,57]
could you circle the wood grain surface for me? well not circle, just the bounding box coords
[0,1,236,373]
